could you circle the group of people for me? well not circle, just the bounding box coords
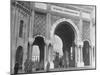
[46,44,70,70]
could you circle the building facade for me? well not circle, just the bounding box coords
[11,0,96,74]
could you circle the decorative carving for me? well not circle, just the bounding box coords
[33,12,46,37]
[13,1,32,16]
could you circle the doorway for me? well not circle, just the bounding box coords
[15,46,23,71]
[53,21,76,68]
[32,36,45,70]
[83,41,90,66]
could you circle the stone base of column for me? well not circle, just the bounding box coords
[49,61,54,69]
[91,61,95,68]
[77,61,84,67]
[44,61,48,70]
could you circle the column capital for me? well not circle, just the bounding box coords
[91,42,95,48]
[29,37,34,44]
[77,41,83,47]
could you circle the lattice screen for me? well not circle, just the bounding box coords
[82,20,90,41]
[33,12,46,37]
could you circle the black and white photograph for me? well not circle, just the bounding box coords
[10,0,96,74]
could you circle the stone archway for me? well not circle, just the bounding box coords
[15,46,23,71]
[32,35,46,70]
[50,18,80,42]
[51,18,80,68]
[83,40,90,66]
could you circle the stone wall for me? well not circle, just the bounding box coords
[11,2,31,73]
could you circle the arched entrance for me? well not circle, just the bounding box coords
[32,36,45,70]
[15,46,23,71]
[51,18,79,68]
[83,41,90,66]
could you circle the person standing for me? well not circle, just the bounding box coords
[14,62,19,74]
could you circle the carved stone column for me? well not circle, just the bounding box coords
[28,9,34,60]
[90,8,95,68]
[80,43,84,67]
[28,38,34,60]
[76,10,84,67]
[75,44,78,67]
[92,46,95,67]
[91,45,95,68]
[77,41,84,67]
[24,37,34,72]
[77,44,81,67]
[44,40,49,70]
[44,10,52,70]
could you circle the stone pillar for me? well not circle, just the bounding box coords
[76,10,84,67]
[75,44,78,67]
[44,40,48,70]
[90,8,95,68]
[93,46,95,67]
[89,45,91,67]
[91,45,95,68]
[77,41,84,67]
[80,43,84,67]
[44,11,51,70]
[28,10,34,60]
[11,5,17,74]
[24,10,34,72]
[77,44,81,67]
[29,38,34,60]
